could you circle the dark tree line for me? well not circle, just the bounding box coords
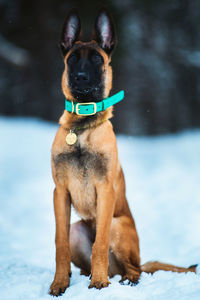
[0,0,200,135]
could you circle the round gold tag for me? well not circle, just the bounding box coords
[66,132,77,145]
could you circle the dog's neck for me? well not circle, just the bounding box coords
[59,107,113,130]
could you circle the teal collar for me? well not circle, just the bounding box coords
[65,90,124,116]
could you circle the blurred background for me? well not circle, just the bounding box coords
[1,2,200,297]
[1,0,200,135]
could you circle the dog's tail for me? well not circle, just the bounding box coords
[141,261,197,274]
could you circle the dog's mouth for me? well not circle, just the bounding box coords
[71,85,103,102]
[74,87,93,94]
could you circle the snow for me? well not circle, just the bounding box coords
[0,117,200,300]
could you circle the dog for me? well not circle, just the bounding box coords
[49,9,197,296]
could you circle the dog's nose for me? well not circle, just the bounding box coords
[74,72,89,83]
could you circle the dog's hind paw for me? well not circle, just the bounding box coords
[80,269,90,276]
[119,273,140,286]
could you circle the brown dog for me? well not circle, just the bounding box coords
[49,9,196,296]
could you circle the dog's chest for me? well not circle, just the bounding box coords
[53,143,108,219]
[68,176,96,220]
[54,144,107,179]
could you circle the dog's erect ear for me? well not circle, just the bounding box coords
[93,9,117,55]
[60,10,81,56]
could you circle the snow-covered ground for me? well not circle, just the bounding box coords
[0,117,200,300]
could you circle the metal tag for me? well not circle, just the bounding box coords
[66,131,77,145]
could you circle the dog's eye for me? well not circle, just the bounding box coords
[91,53,103,64]
[67,53,78,64]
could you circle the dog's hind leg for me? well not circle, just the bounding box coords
[70,220,127,279]
[70,220,95,276]
[109,216,141,284]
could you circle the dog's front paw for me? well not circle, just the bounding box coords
[49,277,70,297]
[88,278,110,289]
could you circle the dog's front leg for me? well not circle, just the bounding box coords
[89,184,115,289]
[50,187,71,296]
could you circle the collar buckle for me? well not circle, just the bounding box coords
[76,102,97,116]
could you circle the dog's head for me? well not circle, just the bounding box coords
[60,9,117,102]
